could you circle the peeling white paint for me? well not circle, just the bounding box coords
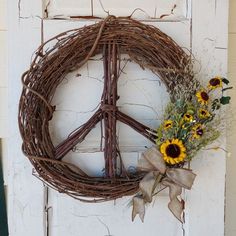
[45,0,188,20]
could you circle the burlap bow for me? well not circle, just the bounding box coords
[132,147,196,223]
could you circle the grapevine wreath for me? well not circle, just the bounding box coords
[19,16,232,222]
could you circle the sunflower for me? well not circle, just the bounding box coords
[196,89,210,105]
[192,124,204,139]
[183,113,193,122]
[163,120,173,130]
[208,76,222,90]
[160,139,186,165]
[198,108,211,119]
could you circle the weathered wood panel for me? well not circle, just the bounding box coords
[7,0,229,235]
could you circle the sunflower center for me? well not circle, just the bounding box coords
[166,144,181,158]
[210,78,220,86]
[201,110,206,115]
[200,91,209,101]
[196,128,204,136]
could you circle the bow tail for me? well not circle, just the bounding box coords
[162,178,184,223]
[132,196,145,222]
[132,171,162,222]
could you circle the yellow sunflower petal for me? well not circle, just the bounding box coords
[169,158,176,165]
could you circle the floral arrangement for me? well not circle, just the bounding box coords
[132,76,232,222]
[156,76,232,165]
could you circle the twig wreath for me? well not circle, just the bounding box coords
[19,16,232,222]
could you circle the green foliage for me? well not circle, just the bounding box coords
[212,99,221,110]
[222,78,230,85]
[220,96,231,105]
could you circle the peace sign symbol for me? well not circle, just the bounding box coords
[19,16,191,201]
[55,42,157,178]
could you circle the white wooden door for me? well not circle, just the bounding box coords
[7,0,228,235]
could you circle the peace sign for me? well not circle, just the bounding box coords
[55,42,157,178]
[19,16,191,201]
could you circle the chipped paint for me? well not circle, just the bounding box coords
[44,0,189,21]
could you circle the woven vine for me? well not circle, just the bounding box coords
[19,16,195,202]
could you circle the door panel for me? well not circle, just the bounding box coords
[8,2,46,236]
[7,0,228,235]
[187,0,228,235]
[42,16,191,236]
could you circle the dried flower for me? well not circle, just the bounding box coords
[196,89,209,105]
[198,108,211,119]
[192,124,204,139]
[163,120,173,130]
[208,76,222,90]
[160,139,186,165]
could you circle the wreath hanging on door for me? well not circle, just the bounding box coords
[18,16,232,223]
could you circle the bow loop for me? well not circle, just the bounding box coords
[138,147,166,174]
[139,171,161,202]
[166,168,196,190]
